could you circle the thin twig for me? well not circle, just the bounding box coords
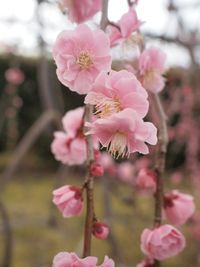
[82,0,110,257]
[82,104,94,257]
[152,94,168,267]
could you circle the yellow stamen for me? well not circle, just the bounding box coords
[95,97,122,118]
[77,51,93,70]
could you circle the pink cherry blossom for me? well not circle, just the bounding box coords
[51,107,98,165]
[62,107,84,137]
[136,168,157,193]
[5,67,24,85]
[117,162,135,185]
[141,224,186,260]
[53,24,111,94]
[52,252,114,267]
[93,221,109,240]
[164,190,195,225]
[85,70,149,118]
[139,47,166,93]
[53,185,83,218]
[86,109,157,158]
[58,0,102,24]
[107,8,141,47]
[90,162,104,177]
[51,131,87,165]
[98,152,117,176]
[136,259,154,267]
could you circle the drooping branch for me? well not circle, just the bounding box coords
[82,0,110,257]
[100,0,109,30]
[152,94,168,267]
[82,104,95,257]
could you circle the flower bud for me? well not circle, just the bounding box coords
[90,163,104,177]
[52,185,83,218]
[164,190,195,225]
[136,168,156,193]
[141,224,186,260]
[93,221,109,240]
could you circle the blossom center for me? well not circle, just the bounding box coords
[95,97,122,118]
[77,51,93,69]
[108,132,127,158]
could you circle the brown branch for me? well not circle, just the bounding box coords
[100,0,109,30]
[82,104,95,257]
[82,0,110,257]
[152,94,168,267]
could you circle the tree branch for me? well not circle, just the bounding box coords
[82,104,95,257]
[152,94,168,267]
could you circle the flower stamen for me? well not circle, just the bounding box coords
[108,132,128,158]
[77,51,93,69]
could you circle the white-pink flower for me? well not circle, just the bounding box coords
[139,47,166,93]
[53,185,83,218]
[107,8,141,47]
[164,190,195,226]
[51,131,87,165]
[85,70,149,118]
[86,109,157,158]
[62,107,84,137]
[136,168,157,193]
[52,252,114,267]
[141,224,186,260]
[53,24,111,94]
[58,0,102,24]
[117,162,135,185]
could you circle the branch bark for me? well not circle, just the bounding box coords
[83,104,94,257]
[152,94,168,267]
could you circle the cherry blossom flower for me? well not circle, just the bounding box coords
[58,0,102,24]
[107,8,142,47]
[136,168,157,193]
[117,162,135,185]
[51,131,87,165]
[51,107,98,165]
[62,107,84,137]
[93,221,109,240]
[53,185,83,218]
[90,162,104,177]
[53,24,111,94]
[52,252,114,267]
[5,67,24,85]
[141,224,186,260]
[139,47,166,93]
[98,152,117,176]
[85,70,149,118]
[164,190,195,225]
[86,109,157,158]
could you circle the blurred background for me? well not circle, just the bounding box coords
[0,0,200,266]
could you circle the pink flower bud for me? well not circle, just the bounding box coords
[90,163,104,177]
[136,168,157,193]
[141,224,186,260]
[52,185,83,218]
[164,190,195,225]
[93,222,109,240]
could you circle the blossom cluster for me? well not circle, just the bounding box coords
[50,1,195,266]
